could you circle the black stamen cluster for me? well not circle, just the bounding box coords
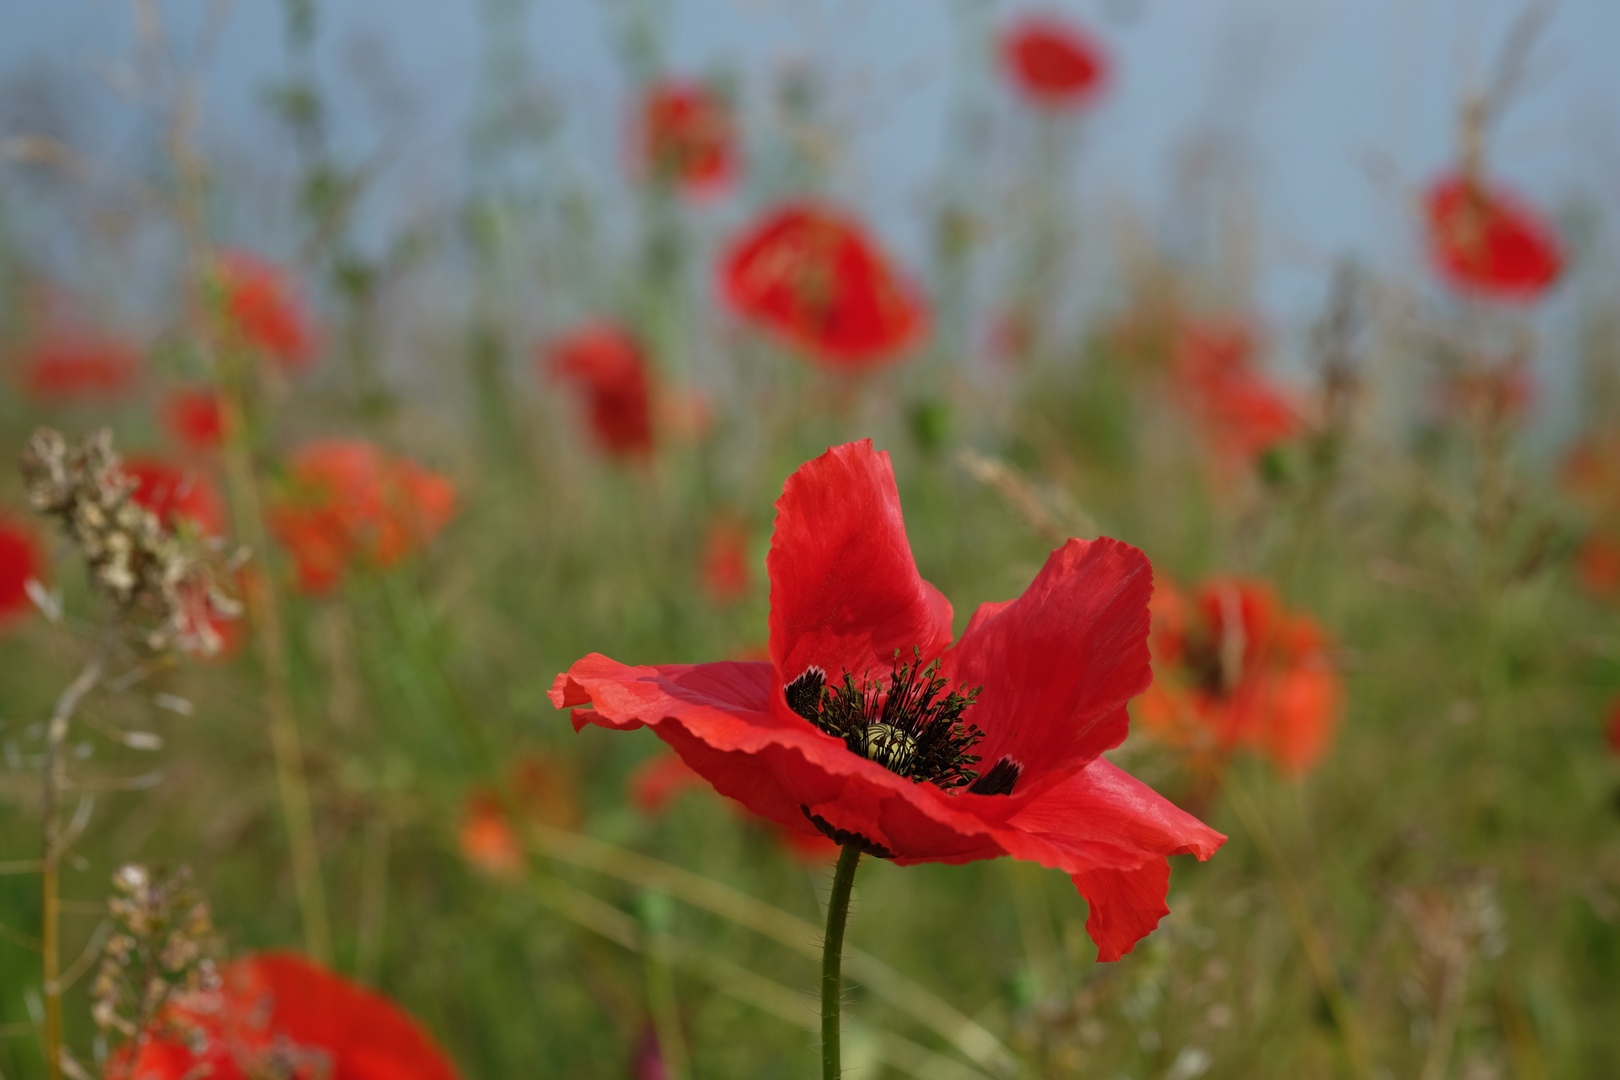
[786,649,986,790]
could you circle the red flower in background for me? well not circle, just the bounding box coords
[1423,176,1562,302]
[269,440,456,594]
[720,203,927,371]
[18,333,141,400]
[1173,320,1301,467]
[554,441,1223,961]
[216,251,317,369]
[1607,697,1620,758]
[120,952,460,1080]
[641,80,735,195]
[124,458,228,538]
[0,512,45,631]
[1561,432,1620,604]
[547,322,655,458]
[1139,578,1341,777]
[459,755,582,878]
[701,515,751,603]
[164,386,229,451]
[1002,16,1109,111]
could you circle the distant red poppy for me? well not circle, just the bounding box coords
[119,951,460,1080]
[720,203,927,370]
[547,322,655,458]
[1173,320,1301,467]
[216,251,317,369]
[554,440,1224,961]
[269,440,456,594]
[18,333,141,400]
[1577,534,1620,600]
[164,386,229,451]
[1423,175,1562,301]
[641,80,735,195]
[0,513,44,630]
[1139,578,1340,777]
[124,457,228,538]
[459,754,581,878]
[701,516,751,603]
[1608,698,1620,757]
[1002,16,1109,110]
[628,751,840,864]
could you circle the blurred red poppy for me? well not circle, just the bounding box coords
[547,322,655,458]
[119,951,460,1080]
[1173,320,1301,467]
[459,754,582,878]
[1423,175,1562,302]
[628,751,840,864]
[720,203,927,371]
[124,457,228,538]
[701,515,751,603]
[164,386,229,451]
[0,512,45,631]
[554,440,1223,961]
[1002,16,1109,111]
[269,440,456,594]
[641,80,735,195]
[1608,698,1620,758]
[216,251,317,369]
[1139,578,1341,777]
[18,333,141,400]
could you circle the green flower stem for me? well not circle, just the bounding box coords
[822,844,864,1080]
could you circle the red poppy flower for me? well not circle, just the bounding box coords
[553,440,1224,961]
[701,515,751,603]
[17,333,141,400]
[640,80,735,195]
[1576,533,1620,601]
[629,751,840,864]
[460,755,581,878]
[1607,697,1620,758]
[1173,320,1301,467]
[216,251,317,369]
[720,203,927,371]
[119,951,460,1080]
[1138,578,1340,777]
[1002,16,1109,111]
[164,385,229,451]
[546,322,655,458]
[1423,175,1562,301]
[124,458,228,538]
[268,440,457,594]
[0,512,45,630]
[460,792,525,878]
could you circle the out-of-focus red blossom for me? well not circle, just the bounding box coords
[701,516,751,603]
[628,751,840,864]
[1139,578,1341,778]
[640,80,735,195]
[18,333,141,400]
[1607,698,1620,757]
[117,951,460,1080]
[124,458,228,538]
[1576,534,1620,600]
[269,440,456,595]
[0,512,45,631]
[547,322,655,458]
[1173,320,1301,467]
[1561,432,1620,604]
[216,251,317,369]
[459,754,581,879]
[164,386,229,451]
[720,203,927,371]
[1001,16,1109,111]
[554,440,1224,961]
[1423,175,1563,301]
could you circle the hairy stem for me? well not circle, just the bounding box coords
[41,638,111,1080]
[822,844,863,1080]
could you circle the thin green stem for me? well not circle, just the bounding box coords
[822,844,863,1080]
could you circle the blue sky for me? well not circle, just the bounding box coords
[7,0,1619,370]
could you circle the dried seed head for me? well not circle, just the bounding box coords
[93,864,222,1043]
[20,428,242,655]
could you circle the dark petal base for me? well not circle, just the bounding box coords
[802,807,896,859]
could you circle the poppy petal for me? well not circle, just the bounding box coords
[1071,860,1171,962]
[944,537,1153,787]
[768,440,954,692]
